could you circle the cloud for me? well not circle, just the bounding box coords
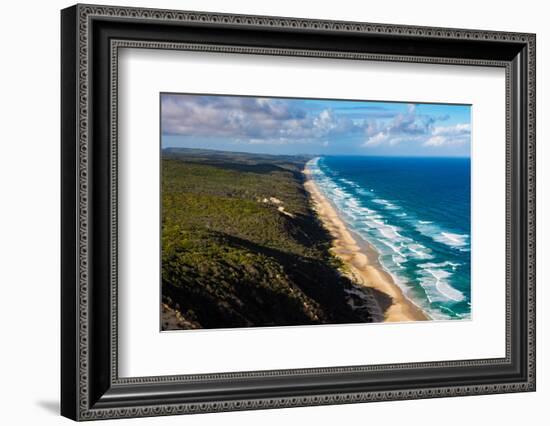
[363,104,431,146]
[363,131,391,146]
[162,95,305,140]
[424,123,471,146]
[423,136,446,146]
[362,104,469,148]
[432,123,471,137]
[162,95,363,144]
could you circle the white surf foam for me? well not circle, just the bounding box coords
[418,262,465,302]
[372,198,401,210]
[435,232,469,248]
[415,221,470,251]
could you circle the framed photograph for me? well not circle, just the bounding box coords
[61,4,536,421]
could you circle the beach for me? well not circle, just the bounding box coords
[304,165,429,323]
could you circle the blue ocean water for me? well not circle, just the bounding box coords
[308,156,471,320]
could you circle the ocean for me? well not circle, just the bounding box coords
[307,156,471,321]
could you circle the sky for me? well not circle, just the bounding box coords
[161,93,471,157]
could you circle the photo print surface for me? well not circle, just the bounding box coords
[160,93,471,331]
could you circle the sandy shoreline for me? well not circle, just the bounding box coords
[303,164,428,323]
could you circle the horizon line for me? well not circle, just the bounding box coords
[162,146,471,159]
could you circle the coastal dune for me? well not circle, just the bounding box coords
[304,167,428,323]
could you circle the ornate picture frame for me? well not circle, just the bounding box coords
[61,4,535,421]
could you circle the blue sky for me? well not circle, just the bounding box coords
[161,94,471,157]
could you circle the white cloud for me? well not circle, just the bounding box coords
[364,131,389,146]
[424,136,446,146]
[362,105,470,149]
[432,123,471,136]
[362,103,434,147]
[424,123,471,147]
[162,95,360,145]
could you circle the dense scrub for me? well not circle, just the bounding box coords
[161,148,376,330]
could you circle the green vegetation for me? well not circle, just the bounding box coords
[161,148,375,329]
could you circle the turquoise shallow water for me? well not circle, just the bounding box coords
[308,156,471,320]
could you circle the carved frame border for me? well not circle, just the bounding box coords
[62,3,535,421]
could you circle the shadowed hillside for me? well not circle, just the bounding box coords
[161,148,388,330]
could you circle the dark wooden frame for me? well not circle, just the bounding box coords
[61,3,536,421]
